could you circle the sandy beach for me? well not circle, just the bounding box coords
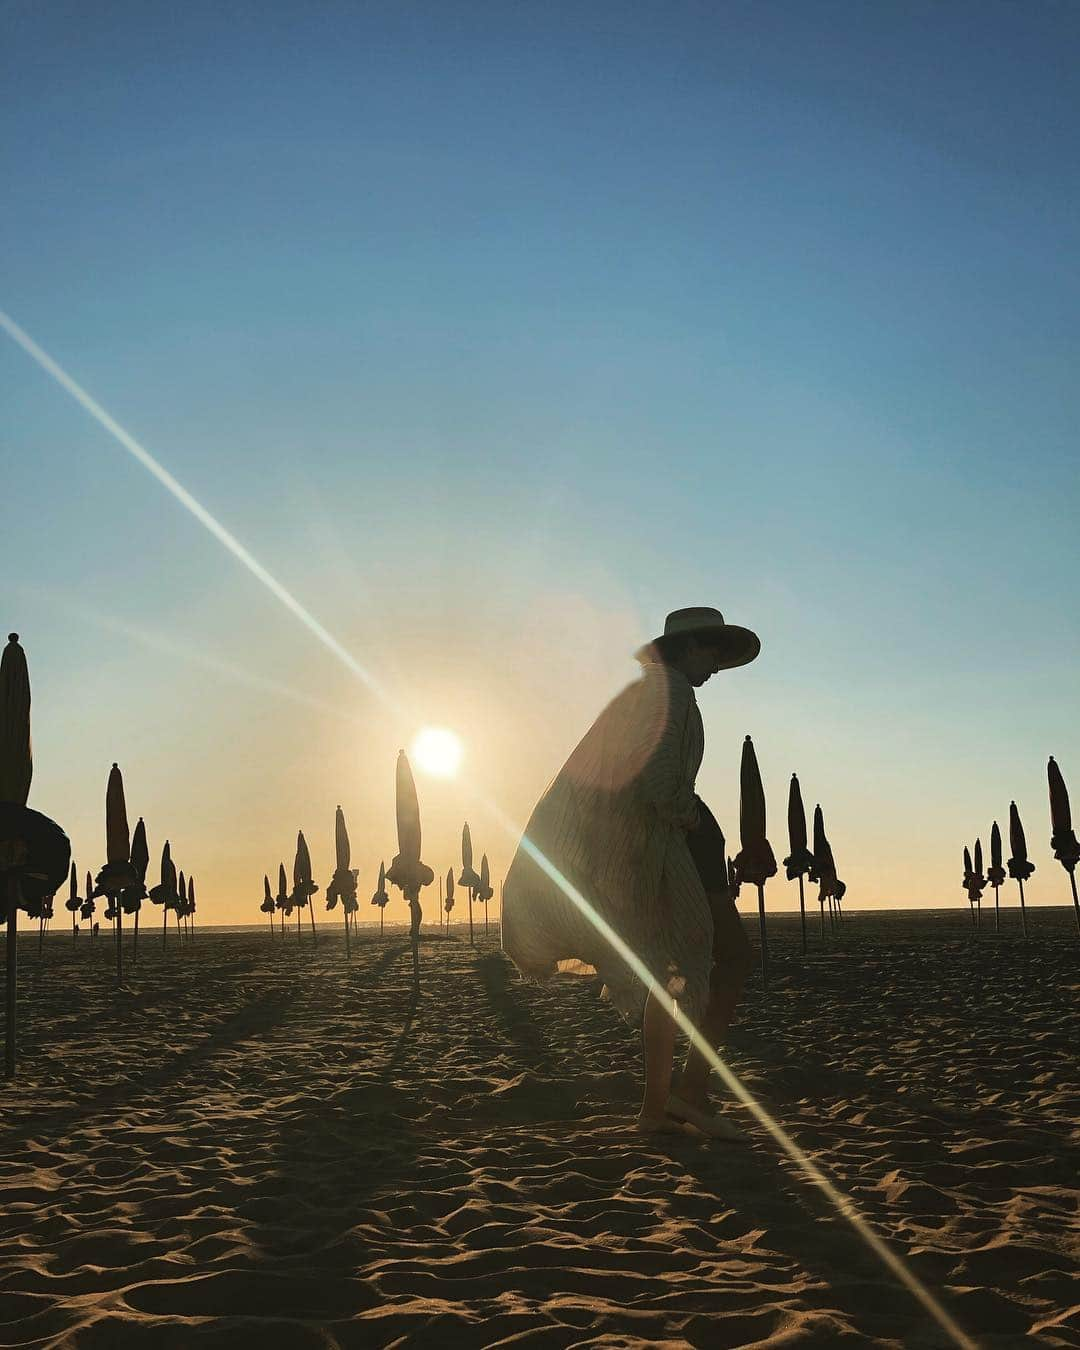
[1,909,1077,1348]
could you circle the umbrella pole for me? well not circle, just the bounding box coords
[162,903,168,952]
[116,900,123,985]
[1017,879,1028,937]
[1070,870,1080,938]
[72,907,76,950]
[343,902,350,960]
[468,888,474,946]
[380,906,384,937]
[994,885,1000,934]
[797,875,807,955]
[5,878,19,1078]
[756,882,769,990]
[308,899,317,946]
[38,910,44,958]
[133,907,139,965]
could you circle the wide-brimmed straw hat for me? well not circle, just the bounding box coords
[635,606,760,669]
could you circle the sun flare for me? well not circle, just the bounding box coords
[411,726,463,778]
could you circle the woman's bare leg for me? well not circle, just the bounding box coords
[677,898,753,1109]
[636,988,678,1129]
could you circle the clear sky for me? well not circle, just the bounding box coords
[3,0,1078,924]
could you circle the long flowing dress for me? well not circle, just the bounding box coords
[501,659,714,1028]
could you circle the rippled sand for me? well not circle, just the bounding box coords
[1,907,1077,1347]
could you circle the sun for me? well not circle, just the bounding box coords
[411,726,463,778]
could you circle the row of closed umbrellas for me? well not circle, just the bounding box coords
[257,751,497,967]
[960,758,1080,935]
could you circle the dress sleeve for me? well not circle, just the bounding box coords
[635,671,700,831]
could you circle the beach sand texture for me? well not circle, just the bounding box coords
[1,910,1077,1348]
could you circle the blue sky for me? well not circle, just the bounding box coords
[2,1,1078,919]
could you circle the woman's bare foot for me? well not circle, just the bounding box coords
[666,1093,747,1141]
[633,1111,696,1136]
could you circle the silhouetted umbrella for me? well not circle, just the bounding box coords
[326,805,359,958]
[176,871,187,942]
[972,838,986,929]
[478,853,494,935]
[733,735,777,987]
[81,868,96,929]
[444,867,454,923]
[458,821,481,945]
[148,841,178,950]
[93,763,138,983]
[962,844,984,930]
[261,874,276,935]
[1007,801,1034,937]
[386,751,434,975]
[186,876,197,939]
[275,862,291,937]
[1,635,69,1077]
[783,773,815,954]
[126,816,149,962]
[292,831,319,943]
[371,861,390,935]
[811,805,837,938]
[64,860,81,946]
[987,821,1006,933]
[1047,757,1080,936]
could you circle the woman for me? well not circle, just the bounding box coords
[501,606,759,1135]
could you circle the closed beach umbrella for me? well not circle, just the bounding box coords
[478,853,494,935]
[812,805,838,937]
[94,764,137,984]
[972,838,986,929]
[326,805,359,958]
[733,735,776,987]
[177,871,187,942]
[0,634,32,807]
[275,861,291,937]
[261,874,276,935]
[783,773,815,954]
[1007,801,1035,937]
[293,831,319,943]
[187,876,196,938]
[148,841,177,951]
[1047,757,1080,935]
[458,821,481,946]
[444,867,454,920]
[371,860,390,936]
[65,860,81,945]
[81,868,95,927]
[1,636,69,1076]
[987,821,1006,932]
[127,816,149,960]
[386,751,434,973]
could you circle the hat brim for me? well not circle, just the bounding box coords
[635,624,760,670]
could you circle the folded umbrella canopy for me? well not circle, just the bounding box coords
[783,773,815,954]
[261,873,276,936]
[386,751,434,969]
[1007,801,1034,937]
[148,841,179,951]
[125,818,149,968]
[444,867,454,919]
[1047,757,1080,936]
[292,831,319,943]
[458,821,482,946]
[733,735,777,988]
[371,860,390,936]
[325,805,359,958]
[478,853,494,935]
[811,805,838,937]
[93,764,139,984]
[0,635,70,1077]
[275,862,291,936]
[987,820,1006,933]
